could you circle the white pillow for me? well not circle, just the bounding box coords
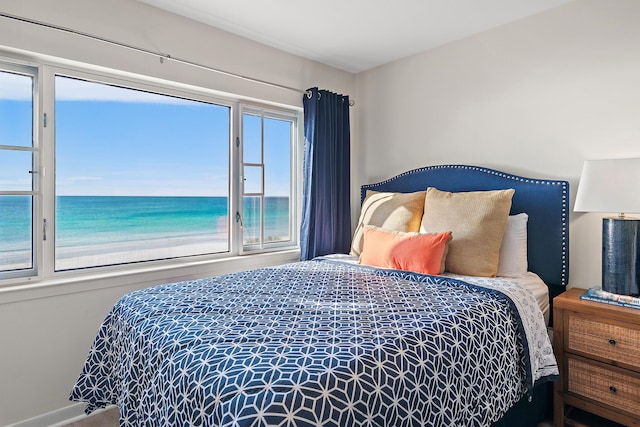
[497,213,528,277]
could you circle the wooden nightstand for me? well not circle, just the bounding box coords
[553,288,640,427]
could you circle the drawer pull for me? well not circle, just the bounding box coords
[609,386,617,394]
[608,338,617,346]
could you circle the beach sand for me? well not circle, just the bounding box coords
[3,234,229,271]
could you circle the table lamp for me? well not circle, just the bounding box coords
[574,158,640,296]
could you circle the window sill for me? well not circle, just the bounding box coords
[0,249,300,305]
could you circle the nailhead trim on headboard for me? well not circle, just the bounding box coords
[361,164,569,287]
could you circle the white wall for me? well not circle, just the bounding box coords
[0,0,355,425]
[356,0,640,291]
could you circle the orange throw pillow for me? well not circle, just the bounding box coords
[359,225,452,275]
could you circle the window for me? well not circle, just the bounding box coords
[54,76,231,270]
[0,65,37,279]
[0,58,299,282]
[241,109,294,251]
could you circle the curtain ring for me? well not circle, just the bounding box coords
[341,97,354,106]
[305,90,320,100]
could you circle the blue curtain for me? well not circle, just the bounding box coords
[300,87,351,260]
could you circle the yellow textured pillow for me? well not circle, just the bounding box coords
[359,225,452,275]
[350,190,426,256]
[420,187,515,277]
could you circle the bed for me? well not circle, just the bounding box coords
[70,164,569,427]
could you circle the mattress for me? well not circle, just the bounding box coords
[326,254,550,325]
[446,272,550,325]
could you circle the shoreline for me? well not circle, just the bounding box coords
[2,234,229,271]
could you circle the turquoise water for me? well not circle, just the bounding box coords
[55,196,230,247]
[0,196,290,268]
[0,196,32,251]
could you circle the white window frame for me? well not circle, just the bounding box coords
[0,61,42,281]
[239,105,298,254]
[0,54,301,286]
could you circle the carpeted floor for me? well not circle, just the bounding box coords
[63,408,119,427]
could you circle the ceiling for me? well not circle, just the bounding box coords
[138,0,574,73]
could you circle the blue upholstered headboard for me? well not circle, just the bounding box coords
[361,165,569,298]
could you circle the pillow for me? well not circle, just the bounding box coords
[350,190,426,256]
[497,213,529,277]
[420,187,514,277]
[359,225,452,275]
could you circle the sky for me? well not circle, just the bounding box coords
[0,72,33,192]
[1,73,292,197]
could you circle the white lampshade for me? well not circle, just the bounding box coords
[574,158,640,215]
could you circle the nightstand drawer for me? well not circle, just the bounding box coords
[567,357,640,416]
[567,314,640,369]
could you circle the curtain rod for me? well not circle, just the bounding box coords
[0,12,354,105]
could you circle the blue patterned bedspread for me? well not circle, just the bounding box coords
[70,258,557,426]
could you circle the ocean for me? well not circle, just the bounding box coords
[0,195,290,270]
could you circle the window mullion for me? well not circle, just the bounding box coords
[40,65,56,277]
[260,112,265,250]
[230,103,241,256]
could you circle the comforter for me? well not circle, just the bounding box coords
[70,258,558,426]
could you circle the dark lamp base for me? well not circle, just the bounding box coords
[602,218,640,297]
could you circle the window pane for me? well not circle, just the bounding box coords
[0,71,33,148]
[54,76,230,271]
[0,150,33,191]
[243,165,263,194]
[264,117,291,242]
[243,196,261,246]
[242,113,262,164]
[264,197,290,243]
[0,195,33,271]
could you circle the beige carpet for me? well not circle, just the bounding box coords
[63,408,119,427]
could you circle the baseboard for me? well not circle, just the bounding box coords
[6,403,116,427]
